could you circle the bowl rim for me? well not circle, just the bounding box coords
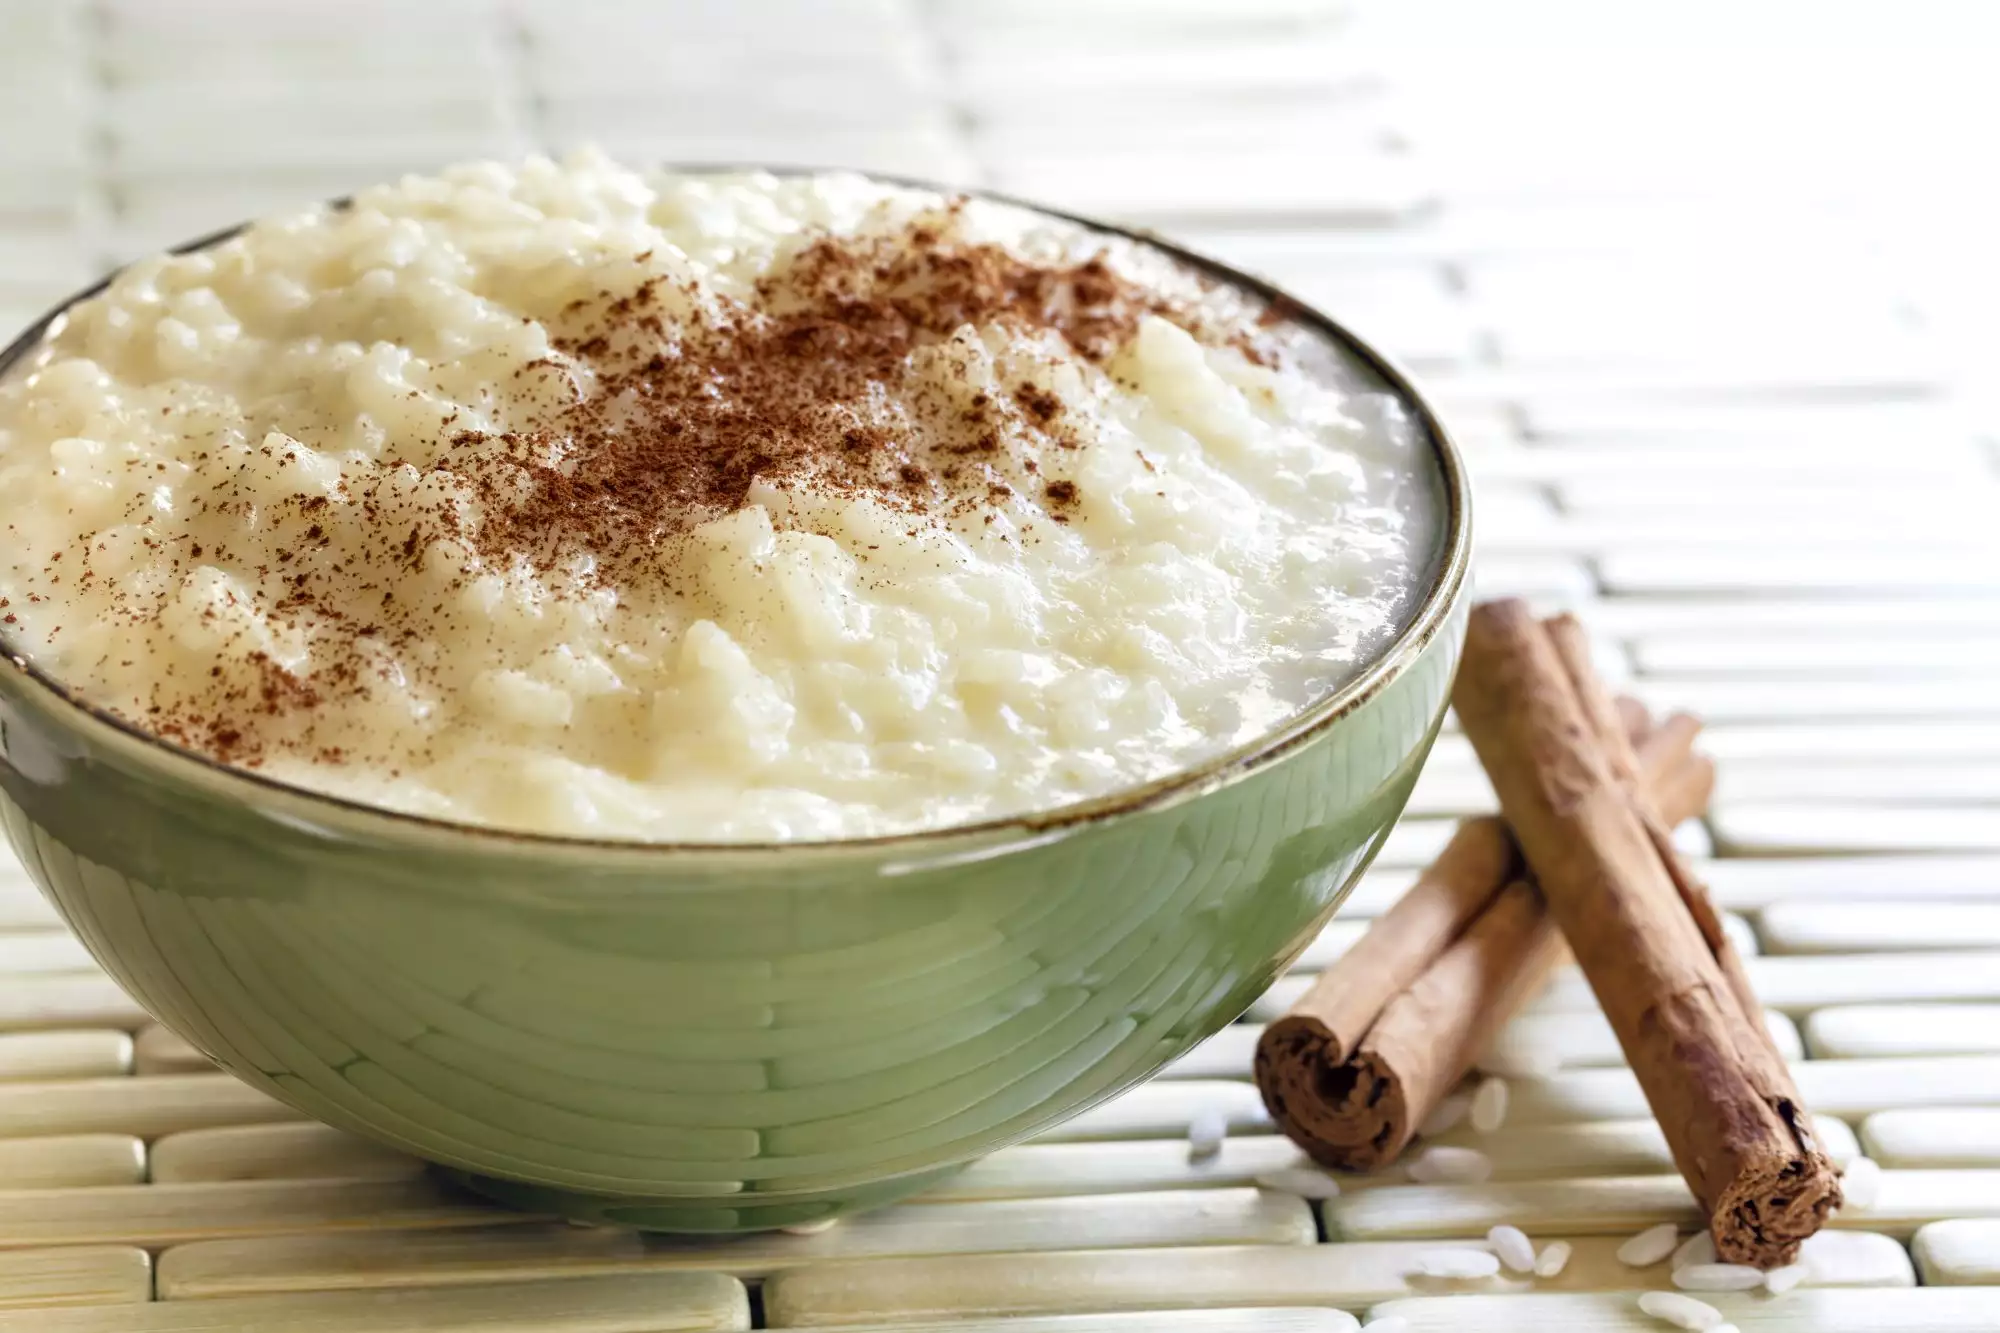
[0,164,1473,858]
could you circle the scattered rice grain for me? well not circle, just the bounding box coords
[1763,1262,1809,1295]
[1187,1106,1228,1161]
[1487,1223,1536,1273]
[1469,1075,1510,1134]
[1637,1289,1724,1330]
[1534,1239,1573,1277]
[1617,1221,1681,1268]
[780,1217,840,1236]
[1671,1231,1716,1270]
[1362,1317,1410,1332]
[1841,1154,1882,1211]
[1674,1262,1765,1292]
[1412,1248,1501,1280]
[1406,1145,1493,1184]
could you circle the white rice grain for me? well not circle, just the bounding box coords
[1469,1075,1510,1134]
[1405,1145,1493,1184]
[1674,1263,1765,1292]
[1362,1318,1410,1333]
[1764,1262,1810,1294]
[1187,1106,1228,1162]
[1671,1230,1717,1270]
[1418,1093,1470,1137]
[1487,1223,1536,1273]
[780,1217,840,1236]
[1617,1221,1681,1268]
[1637,1289,1724,1330]
[1534,1239,1574,1277]
[1255,1166,1343,1200]
[1841,1154,1882,1211]
[1412,1248,1502,1280]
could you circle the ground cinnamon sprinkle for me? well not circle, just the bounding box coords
[97,210,1276,766]
[459,220,1197,572]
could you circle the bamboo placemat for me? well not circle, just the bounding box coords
[2,0,1999,1327]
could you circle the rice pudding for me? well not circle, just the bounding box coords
[0,152,1440,841]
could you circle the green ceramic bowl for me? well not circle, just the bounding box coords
[0,182,1471,1232]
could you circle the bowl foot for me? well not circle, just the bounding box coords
[434,1162,966,1234]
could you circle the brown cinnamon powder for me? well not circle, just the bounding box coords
[459,221,1201,572]
[95,210,1276,766]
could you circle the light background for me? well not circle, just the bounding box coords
[0,1,1997,1326]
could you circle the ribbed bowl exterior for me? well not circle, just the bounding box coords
[0,593,1461,1230]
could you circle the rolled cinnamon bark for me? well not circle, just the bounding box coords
[1545,618,1773,1062]
[1453,600,1840,1267]
[1254,705,1711,1171]
[1267,817,1519,1074]
[1270,879,1562,1169]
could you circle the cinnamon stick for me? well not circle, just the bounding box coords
[1549,623,1772,1047]
[1265,818,1518,1075]
[1254,704,1712,1171]
[1453,600,1840,1267]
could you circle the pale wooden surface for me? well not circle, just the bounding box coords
[1472,1006,1798,1073]
[1369,1288,2000,1332]
[149,1123,426,1185]
[0,1135,143,1189]
[926,1137,1314,1201]
[2,1,1998,1329]
[1806,1005,2000,1060]
[1419,1114,1857,1181]
[0,1247,150,1309]
[1156,1024,1263,1081]
[0,1178,517,1249]
[1326,1170,2000,1242]
[0,1272,752,1331]
[131,1026,210,1077]
[760,1231,1915,1326]
[1760,904,2000,956]
[0,1031,131,1083]
[763,1317,1360,1333]
[1498,1056,2000,1124]
[1519,952,2000,1018]
[1912,1219,2000,1286]
[155,1188,1313,1295]
[0,1074,297,1139]
[1040,1080,1272,1141]
[0,976,148,1033]
[1862,1111,2000,1170]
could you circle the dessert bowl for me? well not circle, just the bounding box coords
[0,172,1471,1232]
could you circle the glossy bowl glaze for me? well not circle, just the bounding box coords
[0,178,1472,1232]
